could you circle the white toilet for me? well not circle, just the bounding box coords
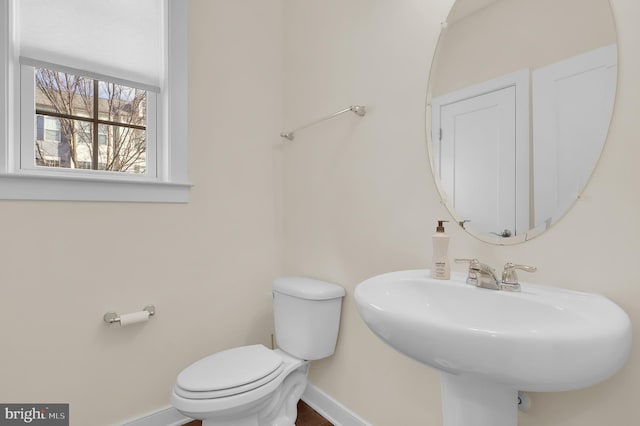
[171,276,345,426]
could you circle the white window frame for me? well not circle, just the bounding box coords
[0,0,190,202]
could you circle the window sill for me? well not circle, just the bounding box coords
[0,172,192,203]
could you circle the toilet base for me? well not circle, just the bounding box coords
[257,367,308,425]
[198,367,308,426]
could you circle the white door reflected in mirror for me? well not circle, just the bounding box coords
[432,71,529,237]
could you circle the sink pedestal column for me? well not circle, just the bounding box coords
[441,373,518,426]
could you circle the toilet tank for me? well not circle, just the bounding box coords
[273,276,345,360]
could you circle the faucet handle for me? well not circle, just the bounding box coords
[454,258,478,266]
[454,258,498,287]
[501,263,537,291]
[455,258,495,274]
[455,258,478,286]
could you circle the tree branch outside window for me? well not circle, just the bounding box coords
[34,68,147,174]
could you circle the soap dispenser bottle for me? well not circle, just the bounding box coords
[431,220,450,280]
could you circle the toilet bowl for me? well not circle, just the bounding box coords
[171,276,345,426]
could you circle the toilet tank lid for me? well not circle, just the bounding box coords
[273,276,345,300]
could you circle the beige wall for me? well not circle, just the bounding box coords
[0,1,283,424]
[283,0,640,425]
[432,0,617,96]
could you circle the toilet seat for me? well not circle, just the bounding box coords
[175,345,284,400]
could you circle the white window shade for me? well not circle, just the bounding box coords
[17,0,163,88]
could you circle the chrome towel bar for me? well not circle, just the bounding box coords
[280,105,366,141]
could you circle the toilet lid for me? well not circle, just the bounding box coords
[176,345,283,393]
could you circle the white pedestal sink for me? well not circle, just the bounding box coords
[354,270,631,426]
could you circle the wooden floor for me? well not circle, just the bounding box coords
[183,400,332,425]
[294,401,333,426]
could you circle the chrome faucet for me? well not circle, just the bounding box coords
[454,259,537,292]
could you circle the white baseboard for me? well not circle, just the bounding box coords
[120,405,191,426]
[121,383,370,426]
[302,383,371,426]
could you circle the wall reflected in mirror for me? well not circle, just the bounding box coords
[427,0,617,244]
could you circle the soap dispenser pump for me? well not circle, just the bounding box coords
[431,220,450,280]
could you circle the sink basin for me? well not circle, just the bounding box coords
[355,270,631,426]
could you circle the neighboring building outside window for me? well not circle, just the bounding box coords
[33,67,149,175]
[42,116,61,142]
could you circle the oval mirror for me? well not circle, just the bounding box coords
[426,0,617,244]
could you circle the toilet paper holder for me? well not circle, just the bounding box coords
[103,305,156,324]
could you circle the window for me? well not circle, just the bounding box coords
[0,0,190,202]
[28,66,152,175]
[78,122,108,146]
[42,116,61,142]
